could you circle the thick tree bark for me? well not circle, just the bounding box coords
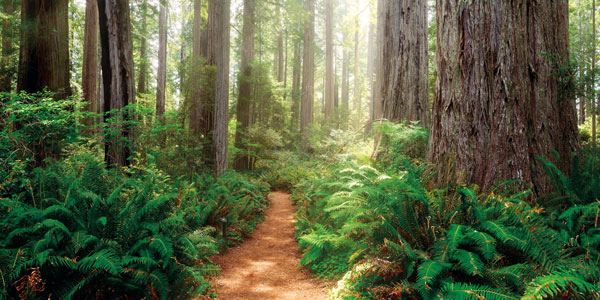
[300,0,315,137]
[429,0,580,196]
[290,39,302,134]
[214,0,230,174]
[377,0,429,125]
[18,0,71,99]
[137,0,147,95]
[1,0,13,92]
[324,0,334,119]
[156,0,167,117]
[82,0,99,127]
[98,0,136,167]
[234,0,255,171]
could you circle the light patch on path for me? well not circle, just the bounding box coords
[212,191,331,300]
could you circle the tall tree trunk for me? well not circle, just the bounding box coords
[353,16,360,127]
[579,7,586,125]
[189,0,203,134]
[290,39,302,134]
[593,0,597,145]
[1,0,13,92]
[18,0,71,99]
[324,0,334,119]
[234,0,255,171]
[277,7,284,83]
[366,22,376,131]
[300,0,315,137]
[378,0,429,125]
[429,0,580,197]
[98,0,136,167]
[82,0,99,127]
[341,48,349,129]
[137,0,147,95]
[156,0,168,117]
[179,1,187,98]
[373,0,384,123]
[214,0,230,174]
[197,0,218,156]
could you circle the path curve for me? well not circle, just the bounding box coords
[212,192,331,300]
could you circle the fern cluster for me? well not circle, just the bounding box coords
[0,154,269,299]
[293,150,600,299]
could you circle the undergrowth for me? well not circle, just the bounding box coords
[291,121,600,300]
[0,92,270,299]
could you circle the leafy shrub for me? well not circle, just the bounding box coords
[294,155,600,300]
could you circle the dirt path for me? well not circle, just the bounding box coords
[212,192,331,300]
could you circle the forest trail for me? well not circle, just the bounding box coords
[211,192,331,300]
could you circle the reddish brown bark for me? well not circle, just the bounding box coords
[214,0,230,174]
[234,0,255,171]
[156,0,167,117]
[300,0,315,137]
[377,0,429,125]
[82,0,99,127]
[18,0,71,99]
[429,0,580,196]
[98,0,136,167]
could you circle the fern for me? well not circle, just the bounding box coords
[77,249,122,275]
[440,282,520,300]
[521,273,600,300]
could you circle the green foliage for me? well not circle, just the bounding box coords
[292,125,600,300]
[0,94,271,299]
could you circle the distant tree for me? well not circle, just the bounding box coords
[429,0,580,196]
[137,0,148,95]
[156,0,168,117]
[300,0,315,138]
[18,0,71,99]
[234,0,255,171]
[1,0,14,92]
[98,0,136,167]
[213,0,231,174]
[82,0,99,127]
[290,38,302,134]
[324,0,334,119]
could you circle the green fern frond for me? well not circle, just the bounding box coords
[521,273,600,300]
[451,249,485,276]
[416,260,451,294]
[77,249,122,275]
[440,282,520,300]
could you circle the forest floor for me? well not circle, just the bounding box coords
[211,192,332,300]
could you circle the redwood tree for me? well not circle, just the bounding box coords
[234,0,255,171]
[300,0,315,137]
[156,0,167,117]
[376,0,429,125]
[82,0,99,126]
[429,0,580,196]
[18,0,71,99]
[98,0,136,167]
[214,0,230,174]
[324,0,334,119]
